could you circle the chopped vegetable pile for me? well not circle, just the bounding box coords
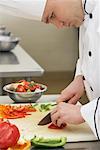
[31,136,67,147]
[0,104,36,119]
[11,80,45,92]
[0,103,56,119]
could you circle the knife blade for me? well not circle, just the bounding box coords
[38,112,51,125]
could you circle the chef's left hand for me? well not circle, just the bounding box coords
[51,102,85,127]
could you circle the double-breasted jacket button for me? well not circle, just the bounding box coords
[89,13,93,19]
[90,86,93,91]
[83,76,85,80]
[89,51,92,57]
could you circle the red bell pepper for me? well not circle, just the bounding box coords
[0,121,20,149]
[48,123,66,129]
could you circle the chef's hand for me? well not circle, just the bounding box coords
[51,102,85,127]
[57,75,85,104]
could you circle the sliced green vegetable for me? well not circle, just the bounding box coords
[41,104,54,111]
[32,104,38,107]
[31,136,66,147]
[32,104,41,111]
[39,103,56,112]
[32,103,56,112]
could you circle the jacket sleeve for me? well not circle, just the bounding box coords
[81,98,100,139]
[75,59,82,77]
[0,0,45,20]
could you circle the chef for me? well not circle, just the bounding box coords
[0,0,100,140]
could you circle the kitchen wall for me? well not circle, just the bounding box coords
[0,14,82,96]
[0,14,79,72]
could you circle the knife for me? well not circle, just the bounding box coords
[38,101,68,126]
[38,112,51,125]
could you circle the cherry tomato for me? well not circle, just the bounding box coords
[35,84,41,89]
[29,85,36,91]
[18,80,30,85]
[23,81,30,86]
[16,80,44,92]
[24,84,30,90]
[16,85,26,92]
[18,80,26,83]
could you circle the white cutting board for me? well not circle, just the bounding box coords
[9,111,96,142]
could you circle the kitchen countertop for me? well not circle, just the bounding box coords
[0,94,100,150]
[0,94,59,104]
[31,141,100,150]
[0,45,44,77]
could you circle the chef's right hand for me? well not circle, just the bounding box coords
[57,75,85,104]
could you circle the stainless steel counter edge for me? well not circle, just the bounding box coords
[0,45,44,77]
[0,94,59,104]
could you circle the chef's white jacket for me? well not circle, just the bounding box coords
[0,0,100,139]
[76,0,100,139]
